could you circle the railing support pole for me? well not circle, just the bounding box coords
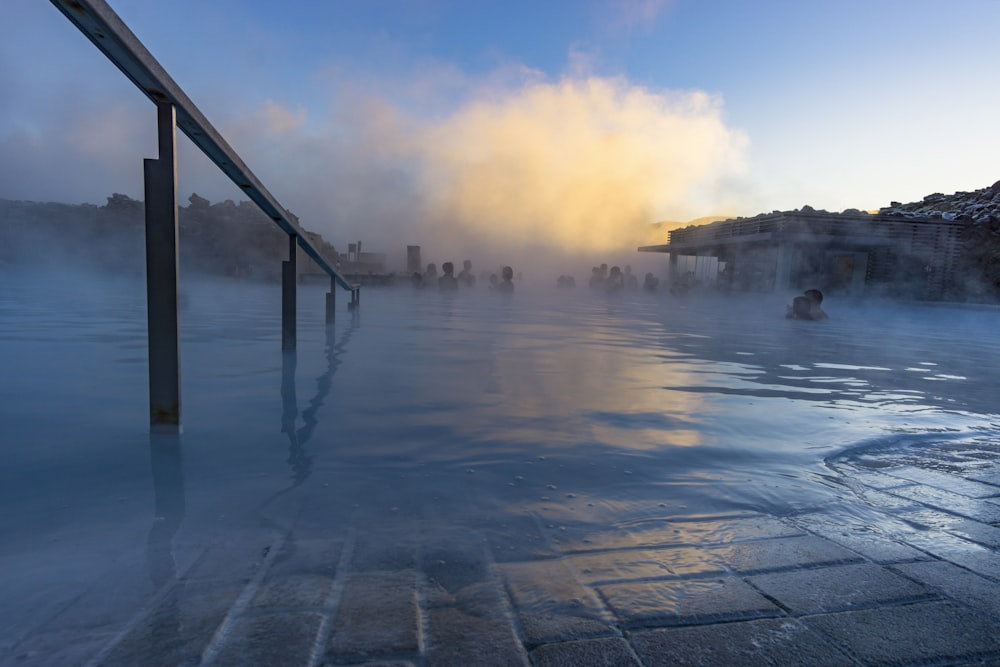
[326,276,336,324]
[144,101,182,434]
[282,234,297,350]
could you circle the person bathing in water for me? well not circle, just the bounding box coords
[496,266,514,293]
[438,262,459,290]
[786,288,828,320]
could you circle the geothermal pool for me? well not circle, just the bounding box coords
[1,268,999,662]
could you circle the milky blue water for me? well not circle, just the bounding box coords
[2,267,999,652]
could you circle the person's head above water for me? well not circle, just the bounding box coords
[442,262,454,276]
[502,266,513,281]
[788,288,828,320]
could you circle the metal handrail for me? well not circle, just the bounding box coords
[50,0,358,293]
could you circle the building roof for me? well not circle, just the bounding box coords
[639,209,964,254]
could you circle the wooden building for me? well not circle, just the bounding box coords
[638,209,966,299]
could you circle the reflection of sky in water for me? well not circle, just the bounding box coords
[3,272,999,498]
[2,268,1000,643]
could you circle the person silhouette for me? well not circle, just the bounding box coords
[458,259,476,287]
[497,266,514,293]
[786,288,828,320]
[606,266,625,293]
[589,266,605,289]
[624,265,639,290]
[439,262,459,290]
[424,263,438,284]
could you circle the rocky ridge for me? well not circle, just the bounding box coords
[879,180,1000,223]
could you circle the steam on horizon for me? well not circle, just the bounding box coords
[2,58,749,275]
[227,72,749,273]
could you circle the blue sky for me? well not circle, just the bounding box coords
[3,0,999,264]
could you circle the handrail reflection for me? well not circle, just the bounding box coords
[147,437,185,584]
[144,436,185,649]
[280,313,359,489]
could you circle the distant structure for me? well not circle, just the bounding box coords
[407,245,422,275]
[298,239,390,285]
[639,208,965,300]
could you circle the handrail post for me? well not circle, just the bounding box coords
[282,234,297,350]
[144,101,182,434]
[326,275,336,324]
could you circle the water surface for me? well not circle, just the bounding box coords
[2,268,998,655]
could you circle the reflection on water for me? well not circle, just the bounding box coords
[280,316,358,488]
[2,270,1000,658]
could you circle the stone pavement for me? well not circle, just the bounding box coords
[6,437,1000,666]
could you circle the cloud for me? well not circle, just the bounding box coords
[411,76,746,257]
[605,0,676,31]
[223,71,748,273]
[1,36,748,274]
[256,99,308,135]
[0,96,154,204]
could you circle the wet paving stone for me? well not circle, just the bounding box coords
[892,559,1000,621]
[563,546,725,585]
[479,516,559,563]
[899,531,1000,580]
[630,617,856,667]
[98,578,246,667]
[553,527,639,554]
[530,636,640,667]
[791,510,931,564]
[827,466,915,490]
[713,535,862,574]
[324,570,420,662]
[802,600,1000,666]
[898,507,1000,548]
[843,484,924,511]
[887,484,1000,523]
[882,466,1000,498]
[621,514,805,549]
[500,559,615,645]
[211,611,323,666]
[5,630,115,667]
[425,604,529,667]
[746,562,935,614]
[422,543,529,666]
[248,573,335,609]
[968,468,1000,487]
[598,576,782,627]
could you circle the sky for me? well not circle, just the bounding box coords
[3,0,1000,269]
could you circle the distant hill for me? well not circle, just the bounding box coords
[0,193,339,281]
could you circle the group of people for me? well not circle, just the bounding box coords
[411,260,515,293]
[408,257,829,319]
[587,263,639,292]
[557,264,661,293]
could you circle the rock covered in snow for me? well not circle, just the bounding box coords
[878,180,1000,224]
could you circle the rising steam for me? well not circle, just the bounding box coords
[229,72,749,271]
[409,76,747,258]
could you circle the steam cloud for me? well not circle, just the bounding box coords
[2,59,750,274]
[232,73,749,271]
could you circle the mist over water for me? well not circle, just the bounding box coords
[192,74,748,272]
[2,268,1000,653]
